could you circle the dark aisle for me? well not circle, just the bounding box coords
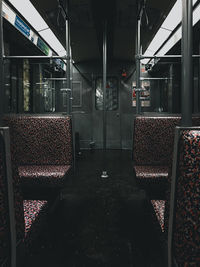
[25,150,164,267]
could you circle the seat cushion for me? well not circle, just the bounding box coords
[19,165,71,188]
[23,200,48,248]
[134,165,169,184]
[151,200,165,232]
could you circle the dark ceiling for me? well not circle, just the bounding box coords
[30,0,176,63]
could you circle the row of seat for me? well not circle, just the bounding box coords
[133,115,200,266]
[0,114,73,266]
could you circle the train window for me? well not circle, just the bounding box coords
[95,77,118,111]
[43,70,55,112]
[43,80,55,112]
[132,80,151,107]
[72,81,82,107]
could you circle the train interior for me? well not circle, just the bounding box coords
[1,0,200,266]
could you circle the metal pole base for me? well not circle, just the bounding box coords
[101,171,109,179]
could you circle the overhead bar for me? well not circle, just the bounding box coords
[139,54,200,59]
[44,78,67,80]
[140,77,171,80]
[4,55,67,59]
[181,0,193,127]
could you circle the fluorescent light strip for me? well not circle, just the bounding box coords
[142,0,199,64]
[155,2,200,58]
[8,0,65,56]
[39,28,66,56]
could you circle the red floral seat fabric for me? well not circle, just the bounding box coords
[23,200,48,249]
[151,200,165,233]
[173,130,200,266]
[3,115,73,189]
[19,165,71,188]
[135,166,169,184]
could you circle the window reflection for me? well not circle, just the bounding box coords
[96,77,118,111]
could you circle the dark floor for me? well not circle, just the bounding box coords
[25,150,165,267]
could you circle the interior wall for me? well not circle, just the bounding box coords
[72,60,135,150]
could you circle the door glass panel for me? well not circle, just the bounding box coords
[95,77,118,111]
[72,81,82,107]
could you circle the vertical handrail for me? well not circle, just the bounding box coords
[65,0,71,115]
[103,20,107,153]
[0,0,4,125]
[136,17,141,114]
[181,0,193,126]
[101,20,108,178]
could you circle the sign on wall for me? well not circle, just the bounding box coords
[14,15,30,37]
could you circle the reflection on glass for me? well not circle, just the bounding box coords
[43,80,55,112]
[96,77,118,110]
[23,59,30,111]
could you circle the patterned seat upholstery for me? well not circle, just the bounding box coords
[133,116,200,192]
[149,128,200,266]
[19,165,71,188]
[151,200,165,233]
[3,115,73,192]
[135,166,169,184]
[172,130,200,266]
[23,200,48,249]
[0,127,50,262]
[133,116,181,191]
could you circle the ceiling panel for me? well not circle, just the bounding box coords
[29,0,177,63]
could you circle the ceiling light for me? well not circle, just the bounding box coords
[8,0,65,56]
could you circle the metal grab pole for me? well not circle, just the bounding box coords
[101,20,108,179]
[103,21,107,153]
[0,0,4,125]
[70,45,73,114]
[65,0,71,115]
[181,0,193,126]
[136,17,141,114]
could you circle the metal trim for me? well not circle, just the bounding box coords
[1,127,16,267]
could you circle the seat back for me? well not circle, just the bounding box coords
[133,116,181,165]
[168,127,200,267]
[3,115,73,166]
[133,115,200,166]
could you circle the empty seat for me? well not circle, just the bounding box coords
[0,126,50,264]
[148,127,200,266]
[3,115,73,196]
[168,129,200,266]
[133,116,180,195]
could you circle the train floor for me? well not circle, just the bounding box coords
[24,150,165,267]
